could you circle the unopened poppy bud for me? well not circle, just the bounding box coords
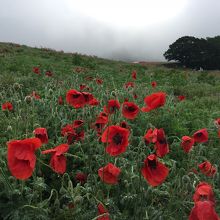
[13,83,21,90]
[68,202,75,209]
[182,175,191,184]
[111,91,116,97]
[24,95,32,103]
[13,189,21,196]
[33,123,41,128]
[74,196,83,204]
[59,186,66,194]
[48,88,53,94]
[124,180,129,188]
[7,125,12,131]
[8,176,16,182]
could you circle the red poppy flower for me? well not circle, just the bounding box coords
[93,113,108,134]
[2,102,13,111]
[100,112,108,117]
[181,136,195,153]
[198,161,216,177]
[215,120,220,138]
[89,97,100,106]
[58,96,64,105]
[68,130,84,144]
[42,144,69,174]
[189,201,219,220]
[133,93,138,99]
[80,84,87,91]
[122,102,139,120]
[151,81,157,88]
[214,119,220,132]
[144,128,154,145]
[33,127,48,144]
[68,203,75,209]
[66,90,97,108]
[73,120,84,128]
[81,91,99,106]
[98,163,121,184]
[193,182,215,204]
[151,128,159,143]
[61,124,74,137]
[131,70,137,80]
[7,138,42,180]
[141,154,169,187]
[61,123,84,144]
[141,92,166,112]
[66,89,86,108]
[178,95,185,101]
[97,203,110,220]
[119,121,130,130]
[75,172,87,185]
[82,91,93,102]
[191,168,199,175]
[124,82,135,89]
[96,78,103,85]
[193,128,208,143]
[101,125,130,156]
[45,70,53,77]
[215,118,220,126]
[104,100,120,114]
[31,91,41,99]
[153,128,169,157]
[33,67,40,74]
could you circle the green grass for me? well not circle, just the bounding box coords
[0,42,220,220]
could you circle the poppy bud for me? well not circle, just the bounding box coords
[68,202,75,209]
[7,125,12,131]
[59,186,66,194]
[48,88,53,94]
[74,196,83,204]
[13,83,21,90]
[24,96,32,103]
[111,91,116,97]
[124,180,129,188]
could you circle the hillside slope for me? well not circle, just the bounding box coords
[0,42,220,220]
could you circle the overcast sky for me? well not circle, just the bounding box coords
[0,0,220,61]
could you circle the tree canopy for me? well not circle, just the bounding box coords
[164,36,220,70]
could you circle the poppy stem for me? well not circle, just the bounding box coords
[91,213,109,220]
[64,153,82,159]
[37,158,53,170]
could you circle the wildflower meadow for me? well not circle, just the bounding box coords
[0,42,220,220]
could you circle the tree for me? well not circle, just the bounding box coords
[164,36,220,70]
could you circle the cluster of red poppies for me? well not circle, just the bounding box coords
[1,102,13,111]
[180,128,217,177]
[66,89,99,108]
[1,94,41,113]
[61,120,85,144]
[3,68,220,220]
[33,67,53,77]
[189,182,219,219]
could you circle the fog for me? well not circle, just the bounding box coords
[0,0,220,61]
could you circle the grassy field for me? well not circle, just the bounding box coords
[0,42,220,220]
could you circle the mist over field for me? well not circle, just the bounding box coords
[1,1,220,219]
[0,0,220,61]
